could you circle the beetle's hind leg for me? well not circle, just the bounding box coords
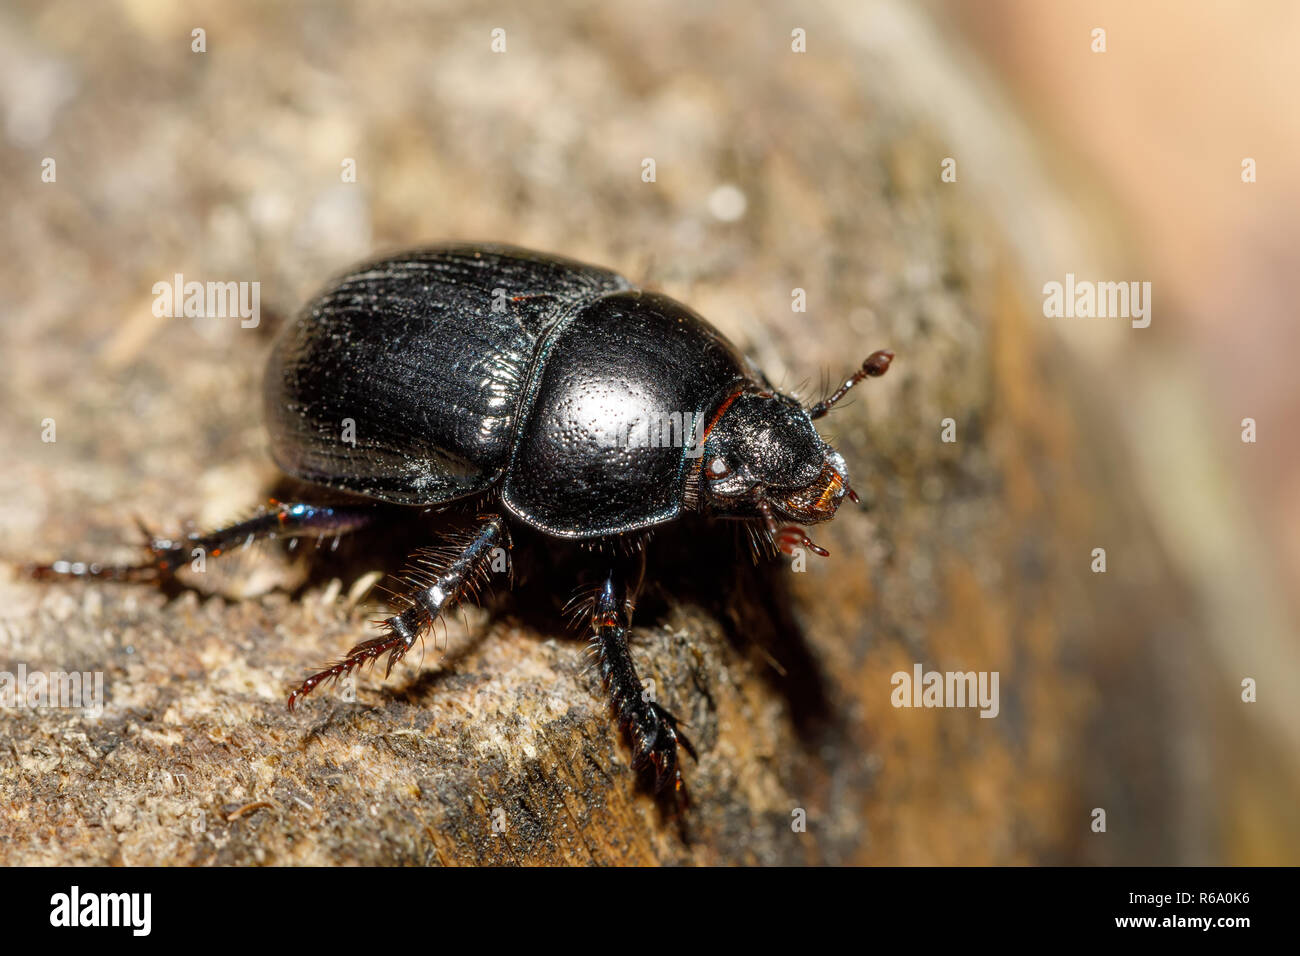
[586,563,697,802]
[26,500,379,584]
[288,513,508,709]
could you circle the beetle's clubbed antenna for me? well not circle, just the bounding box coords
[806,349,894,420]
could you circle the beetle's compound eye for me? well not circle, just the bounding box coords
[706,456,732,479]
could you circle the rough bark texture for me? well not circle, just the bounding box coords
[1,0,1286,865]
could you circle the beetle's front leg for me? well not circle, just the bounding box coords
[589,564,697,800]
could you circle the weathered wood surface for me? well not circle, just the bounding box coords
[1,0,1284,865]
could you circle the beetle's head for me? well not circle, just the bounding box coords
[697,350,893,557]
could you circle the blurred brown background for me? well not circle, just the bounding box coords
[933,0,1300,858]
[0,0,1295,864]
[938,0,1300,694]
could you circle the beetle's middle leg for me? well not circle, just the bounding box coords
[288,513,507,709]
[588,560,698,800]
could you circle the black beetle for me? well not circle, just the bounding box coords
[31,243,893,798]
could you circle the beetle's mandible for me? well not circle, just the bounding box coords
[30,243,894,801]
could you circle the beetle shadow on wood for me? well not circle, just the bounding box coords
[268,473,838,763]
[639,515,839,748]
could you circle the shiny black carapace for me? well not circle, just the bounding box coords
[32,243,893,799]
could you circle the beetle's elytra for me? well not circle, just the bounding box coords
[31,242,893,800]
